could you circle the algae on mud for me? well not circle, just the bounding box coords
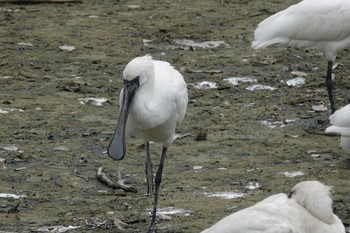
[0,0,349,232]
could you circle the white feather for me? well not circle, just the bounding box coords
[326,104,350,149]
[121,55,188,147]
[200,181,345,233]
[252,0,350,61]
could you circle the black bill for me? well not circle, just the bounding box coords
[108,77,139,160]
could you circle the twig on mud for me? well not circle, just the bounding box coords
[96,167,137,193]
[6,201,20,214]
[113,218,130,231]
[73,169,89,181]
[0,0,82,3]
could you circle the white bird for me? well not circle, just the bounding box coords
[200,181,345,233]
[107,55,188,232]
[325,104,350,150]
[252,0,350,113]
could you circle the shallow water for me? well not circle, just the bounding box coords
[0,0,349,232]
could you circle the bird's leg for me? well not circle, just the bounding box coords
[326,61,336,113]
[145,142,153,196]
[148,147,167,233]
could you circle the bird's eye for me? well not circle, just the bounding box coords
[288,190,296,198]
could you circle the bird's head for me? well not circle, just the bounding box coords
[288,181,335,224]
[108,55,154,161]
[123,54,155,87]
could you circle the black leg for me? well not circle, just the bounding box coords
[148,147,167,233]
[326,61,336,114]
[145,142,153,195]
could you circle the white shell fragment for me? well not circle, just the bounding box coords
[203,191,245,199]
[217,167,227,171]
[223,77,257,86]
[78,97,108,106]
[260,118,297,129]
[59,45,76,51]
[147,206,191,217]
[173,133,191,140]
[3,145,19,151]
[291,71,307,77]
[312,104,327,112]
[174,39,230,49]
[143,38,230,50]
[35,225,80,232]
[279,171,304,177]
[245,182,261,190]
[128,5,140,9]
[286,77,305,87]
[0,108,24,114]
[0,193,27,199]
[191,81,217,90]
[53,145,70,152]
[0,75,12,79]
[246,85,275,91]
[18,42,33,46]
[157,207,191,216]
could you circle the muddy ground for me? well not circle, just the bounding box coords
[0,0,349,232]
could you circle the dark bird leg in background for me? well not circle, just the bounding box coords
[326,61,336,114]
[148,147,168,233]
[145,142,153,195]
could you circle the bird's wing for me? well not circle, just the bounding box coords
[329,104,350,127]
[201,215,297,233]
[252,0,350,50]
[154,60,188,125]
[173,70,188,125]
[200,194,299,233]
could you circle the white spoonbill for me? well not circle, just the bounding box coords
[325,104,350,150]
[200,181,345,233]
[107,55,188,232]
[251,0,350,113]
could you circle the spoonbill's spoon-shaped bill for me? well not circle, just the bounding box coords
[326,104,350,150]
[200,180,345,233]
[107,55,188,232]
[252,0,350,113]
[108,77,139,160]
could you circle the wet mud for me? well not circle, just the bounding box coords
[0,0,349,232]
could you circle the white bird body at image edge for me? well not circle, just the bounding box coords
[251,0,350,113]
[121,57,187,146]
[200,181,345,233]
[252,0,350,61]
[326,104,350,149]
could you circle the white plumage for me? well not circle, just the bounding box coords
[120,55,188,147]
[108,55,188,232]
[252,0,350,113]
[200,181,345,233]
[325,104,350,150]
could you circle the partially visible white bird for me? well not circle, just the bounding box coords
[325,104,350,150]
[107,55,188,232]
[200,181,345,233]
[252,0,350,113]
